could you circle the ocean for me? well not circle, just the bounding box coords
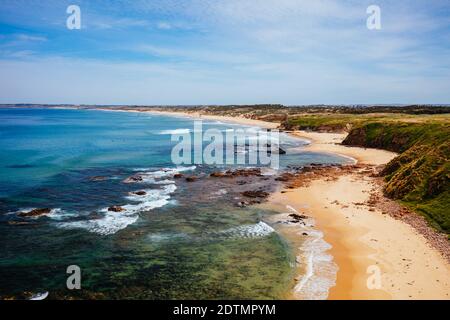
[0,108,351,299]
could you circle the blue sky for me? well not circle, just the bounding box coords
[0,0,449,105]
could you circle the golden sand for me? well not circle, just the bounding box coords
[101,109,450,300]
[269,131,450,300]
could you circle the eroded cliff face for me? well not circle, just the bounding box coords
[342,122,450,234]
[342,123,417,152]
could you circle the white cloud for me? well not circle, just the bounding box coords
[1,55,449,105]
[157,22,172,30]
[1,0,449,104]
[87,17,151,30]
[16,34,47,42]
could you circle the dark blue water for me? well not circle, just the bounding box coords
[0,108,351,299]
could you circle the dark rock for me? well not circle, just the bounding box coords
[210,171,226,178]
[275,173,294,182]
[123,175,143,183]
[289,213,308,221]
[210,168,262,178]
[108,206,125,212]
[131,191,147,196]
[241,190,269,198]
[173,173,184,179]
[185,176,198,182]
[18,208,51,218]
[232,168,262,177]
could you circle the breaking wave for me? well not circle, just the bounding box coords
[210,221,275,239]
[157,128,191,135]
[58,184,177,236]
[285,206,337,300]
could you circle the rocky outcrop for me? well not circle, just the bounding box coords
[123,175,143,183]
[275,173,295,182]
[289,213,308,222]
[108,206,125,212]
[241,190,269,198]
[185,176,198,182]
[210,168,262,178]
[130,191,147,196]
[18,208,51,218]
[210,172,228,178]
[343,122,450,234]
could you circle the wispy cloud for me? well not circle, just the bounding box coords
[157,22,172,30]
[0,0,449,104]
[16,34,47,42]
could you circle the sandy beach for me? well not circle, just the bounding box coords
[143,109,280,129]
[290,130,398,166]
[269,130,450,300]
[75,107,450,299]
[149,110,450,299]
[146,109,450,299]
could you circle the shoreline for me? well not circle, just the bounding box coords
[7,106,450,299]
[266,132,450,300]
[139,109,280,129]
[141,109,450,299]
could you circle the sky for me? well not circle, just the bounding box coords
[0,0,449,105]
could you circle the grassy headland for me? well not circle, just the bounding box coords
[283,113,450,236]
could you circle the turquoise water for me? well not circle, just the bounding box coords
[0,108,350,299]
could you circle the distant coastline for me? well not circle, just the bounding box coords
[1,104,449,300]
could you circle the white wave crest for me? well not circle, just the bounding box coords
[11,208,74,220]
[214,221,275,239]
[293,220,338,300]
[157,128,191,135]
[133,166,196,177]
[58,184,177,236]
[29,292,49,300]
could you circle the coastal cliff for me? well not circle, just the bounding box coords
[281,113,449,236]
[343,122,450,235]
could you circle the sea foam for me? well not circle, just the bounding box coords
[157,128,191,135]
[58,184,177,236]
[290,212,338,300]
[212,221,275,239]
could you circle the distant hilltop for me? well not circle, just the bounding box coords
[1,103,450,115]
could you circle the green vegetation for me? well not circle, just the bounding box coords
[358,122,450,234]
[285,113,449,235]
[281,113,449,131]
[344,121,450,237]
